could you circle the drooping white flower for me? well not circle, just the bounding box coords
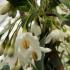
[0,0,11,15]
[15,32,51,62]
[31,21,41,36]
[46,29,65,44]
[15,32,42,62]
[56,4,69,15]
[0,52,32,70]
[1,32,51,70]
[0,55,17,69]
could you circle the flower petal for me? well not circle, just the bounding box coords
[40,47,51,53]
[46,29,65,44]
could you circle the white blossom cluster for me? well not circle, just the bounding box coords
[0,0,70,70]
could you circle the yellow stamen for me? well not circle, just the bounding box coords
[32,51,38,61]
[22,39,30,49]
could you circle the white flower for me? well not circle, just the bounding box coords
[15,32,51,63]
[63,25,70,37]
[46,29,65,44]
[1,32,51,69]
[16,32,42,61]
[0,55,4,62]
[0,55,5,69]
[0,53,32,70]
[31,21,41,36]
[0,0,11,15]
[0,55,17,69]
[24,65,33,70]
[56,4,69,15]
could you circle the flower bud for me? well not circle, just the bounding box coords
[7,46,15,57]
[12,58,21,70]
[0,1,11,15]
[31,21,41,36]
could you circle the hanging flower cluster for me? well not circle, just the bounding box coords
[0,0,70,70]
[0,31,51,70]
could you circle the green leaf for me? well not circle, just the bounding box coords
[66,60,70,65]
[1,65,10,70]
[59,0,70,8]
[62,14,70,26]
[35,61,43,70]
[7,0,36,12]
[48,0,60,9]
[21,9,38,31]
